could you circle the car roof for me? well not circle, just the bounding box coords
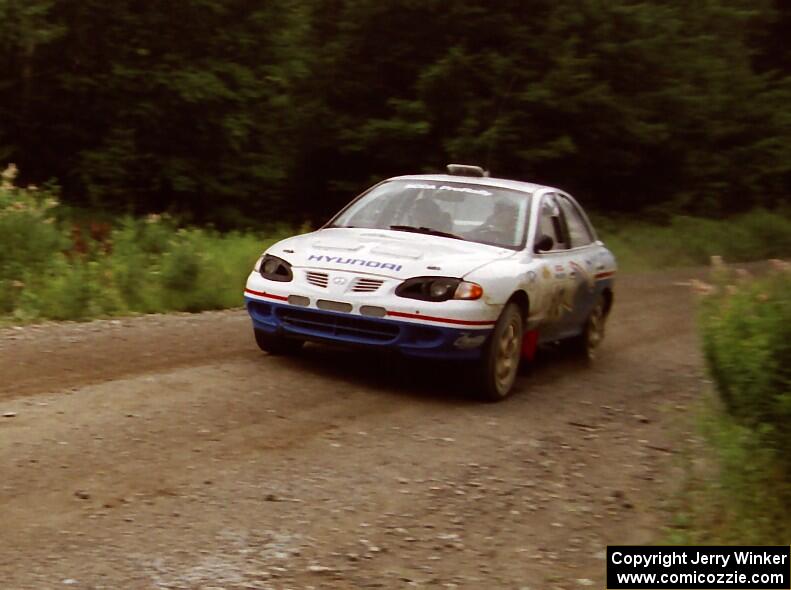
[387,174,554,195]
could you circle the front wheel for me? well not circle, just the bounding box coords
[254,330,304,356]
[475,303,524,402]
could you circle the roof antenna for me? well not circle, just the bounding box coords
[447,164,487,177]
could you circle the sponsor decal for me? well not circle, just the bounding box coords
[569,260,595,291]
[403,183,492,196]
[545,286,574,320]
[526,270,537,284]
[554,263,566,279]
[308,254,402,272]
[542,266,552,280]
[438,185,492,196]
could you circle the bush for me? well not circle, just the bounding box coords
[671,263,791,543]
[0,167,288,324]
[701,266,791,464]
[0,165,67,313]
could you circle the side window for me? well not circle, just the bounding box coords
[558,195,594,247]
[536,195,569,251]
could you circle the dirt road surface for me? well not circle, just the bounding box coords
[0,269,707,589]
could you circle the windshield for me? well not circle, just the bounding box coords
[328,180,531,249]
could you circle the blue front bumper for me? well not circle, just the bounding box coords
[246,298,491,360]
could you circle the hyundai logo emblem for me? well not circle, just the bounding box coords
[332,277,347,285]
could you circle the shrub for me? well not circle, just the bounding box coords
[0,165,67,313]
[673,262,791,543]
[700,267,791,464]
[0,171,287,324]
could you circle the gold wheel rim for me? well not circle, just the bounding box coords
[587,301,605,357]
[494,319,521,394]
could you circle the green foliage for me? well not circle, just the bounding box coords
[0,0,789,221]
[672,405,790,544]
[670,266,791,544]
[598,209,791,271]
[0,165,66,312]
[0,175,286,323]
[156,229,267,313]
[701,268,791,465]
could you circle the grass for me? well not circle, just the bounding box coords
[1,221,289,324]
[595,209,791,272]
[0,168,291,324]
[666,264,791,544]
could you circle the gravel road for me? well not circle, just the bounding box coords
[0,269,707,589]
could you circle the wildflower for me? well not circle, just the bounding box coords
[1,163,18,187]
[734,268,752,281]
[689,279,715,295]
[768,259,790,273]
[146,213,162,224]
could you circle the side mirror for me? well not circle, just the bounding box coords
[534,234,554,253]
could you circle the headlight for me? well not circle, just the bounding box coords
[259,254,293,282]
[395,277,483,302]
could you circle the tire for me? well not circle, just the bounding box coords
[475,303,524,402]
[254,329,304,356]
[567,294,607,360]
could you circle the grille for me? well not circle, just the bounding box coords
[352,277,384,293]
[305,271,329,288]
[277,307,399,343]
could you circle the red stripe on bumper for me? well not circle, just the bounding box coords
[386,310,496,326]
[245,290,494,326]
[244,288,288,302]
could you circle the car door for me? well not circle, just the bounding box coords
[555,192,601,335]
[532,193,577,342]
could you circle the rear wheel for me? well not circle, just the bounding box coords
[567,295,607,360]
[475,303,523,402]
[254,330,304,356]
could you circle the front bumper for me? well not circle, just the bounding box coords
[246,297,492,360]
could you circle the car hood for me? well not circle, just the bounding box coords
[267,228,517,279]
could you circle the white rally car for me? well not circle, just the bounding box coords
[244,165,616,400]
